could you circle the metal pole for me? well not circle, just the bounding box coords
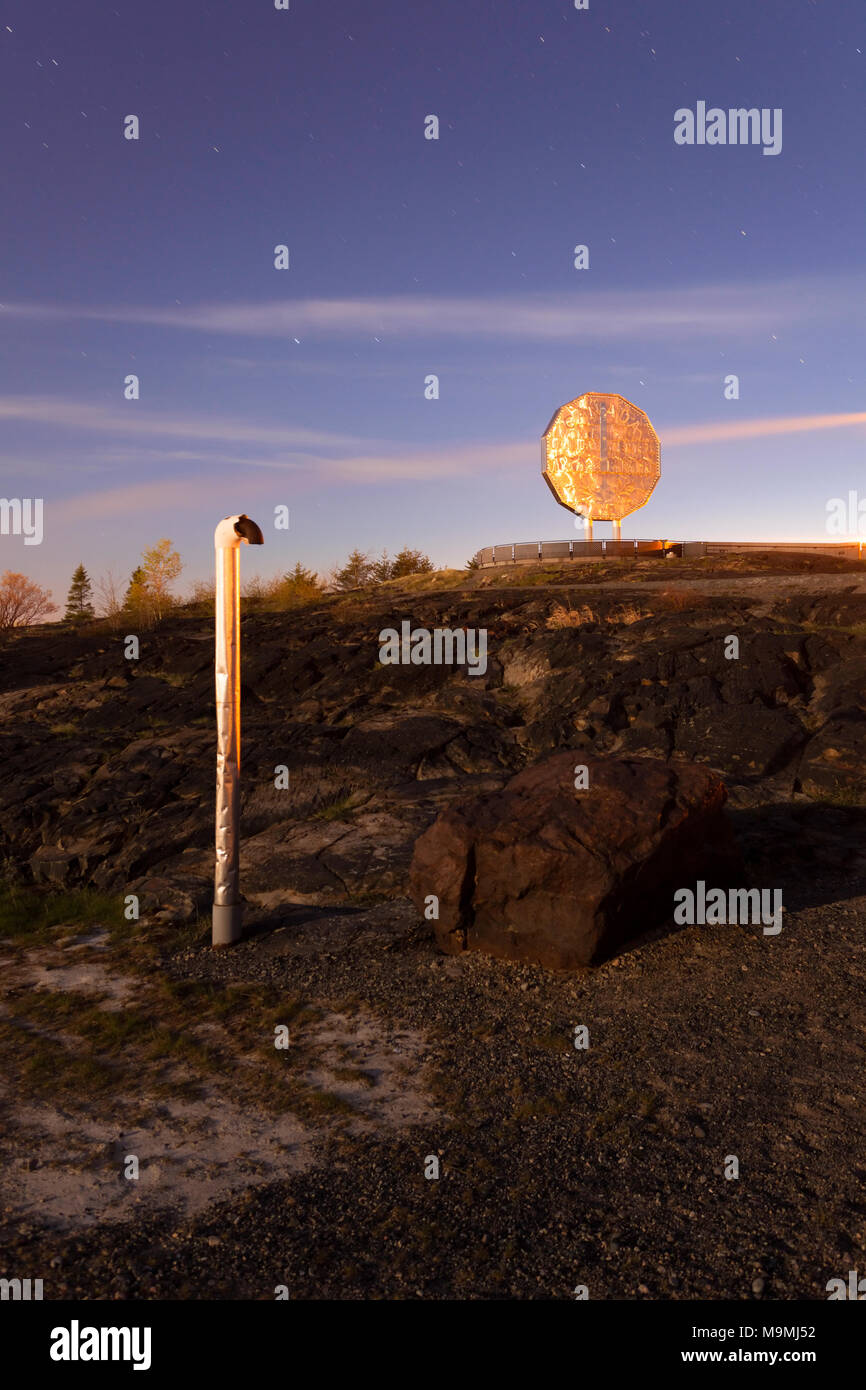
[212,514,264,947]
[585,517,593,542]
[611,519,621,542]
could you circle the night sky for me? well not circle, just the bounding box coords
[1,0,864,599]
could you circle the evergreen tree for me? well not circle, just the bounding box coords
[64,564,94,623]
[279,561,322,603]
[390,547,434,578]
[332,549,373,590]
[123,566,147,609]
[370,550,393,583]
[123,565,151,623]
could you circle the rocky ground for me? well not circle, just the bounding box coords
[1,551,866,1298]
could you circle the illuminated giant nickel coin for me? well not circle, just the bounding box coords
[541,392,661,522]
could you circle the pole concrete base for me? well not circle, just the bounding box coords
[212,902,243,948]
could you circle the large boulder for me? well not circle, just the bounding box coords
[408,753,741,969]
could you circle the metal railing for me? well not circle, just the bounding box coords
[473,539,668,567]
[472,539,864,568]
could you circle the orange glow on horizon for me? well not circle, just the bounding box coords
[663,410,866,447]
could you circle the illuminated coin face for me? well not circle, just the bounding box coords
[541,392,661,520]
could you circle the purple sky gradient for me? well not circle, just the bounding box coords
[1,0,864,604]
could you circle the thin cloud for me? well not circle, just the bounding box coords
[0,397,373,451]
[54,476,252,523]
[663,411,866,446]
[330,440,530,482]
[6,398,866,518]
[1,275,859,342]
[51,441,534,519]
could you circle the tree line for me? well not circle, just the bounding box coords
[0,542,436,632]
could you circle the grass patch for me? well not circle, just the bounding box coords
[312,794,359,822]
[0,882,126,942]
[530,1030,573,1054]
[3,976,330,1117]
[7,1020,126,1101]
[160,671,199,688]
[133,718,172,738]
[295,1087,359,1118]
[806,784,866,807]
[331,1065,378,1089]
[0,889,384,1127]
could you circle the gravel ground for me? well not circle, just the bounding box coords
[2,553,866,1300]
[3,851,865,1301]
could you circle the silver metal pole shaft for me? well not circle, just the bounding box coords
[212,514,263,947]
[612,519,621,542]
[213,541,242,946]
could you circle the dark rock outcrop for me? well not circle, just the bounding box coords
[409,753,742,968]
[1,559,865,927]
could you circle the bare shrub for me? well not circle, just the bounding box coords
[94,569,125,624]
[188,578,215,608]
[659,587,702,612]
[546,603,597,629]
[610,603,645,625]
[0,571,56,631]
[546,601,647,630]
